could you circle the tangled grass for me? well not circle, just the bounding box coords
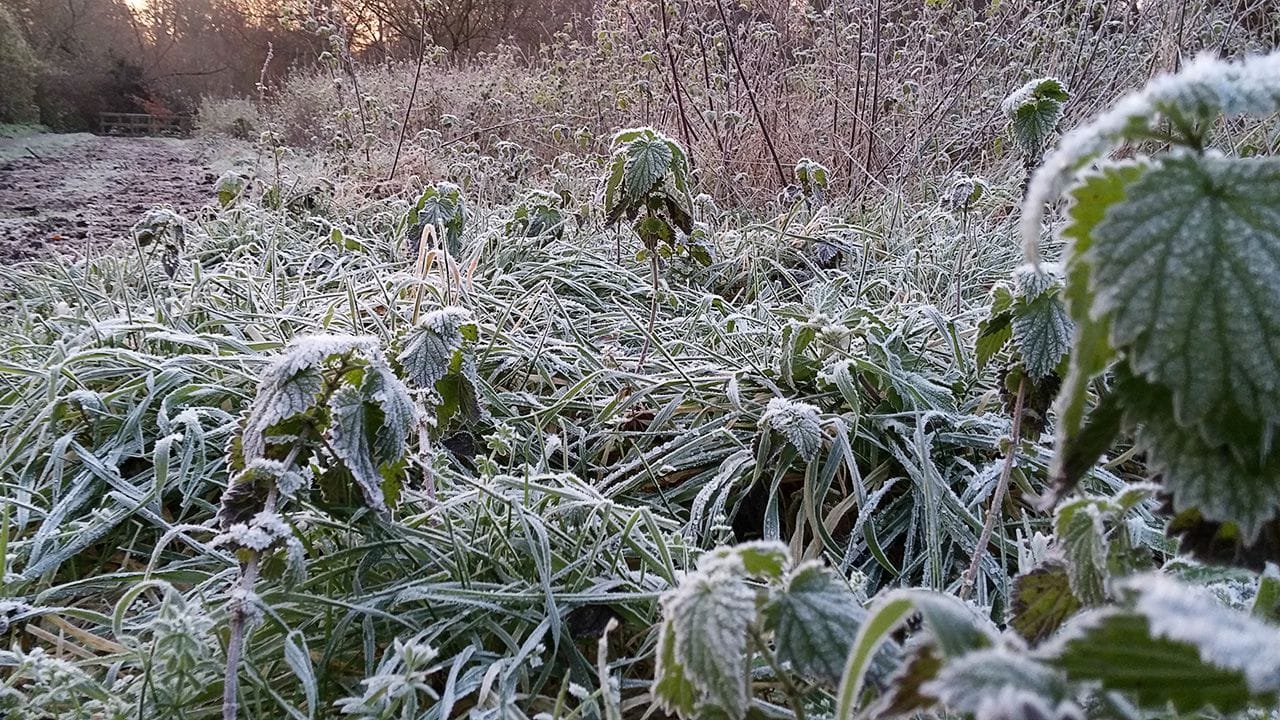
[0,154,1147,717]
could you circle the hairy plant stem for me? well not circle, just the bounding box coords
[222,444,298,720]
[960,374,1026,601]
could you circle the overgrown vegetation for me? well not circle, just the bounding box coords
[4,1,1280,718]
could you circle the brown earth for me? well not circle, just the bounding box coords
[0,133,229,262]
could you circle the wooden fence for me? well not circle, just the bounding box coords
[98,112,195,137]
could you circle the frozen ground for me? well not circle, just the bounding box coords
[0,130,247,261]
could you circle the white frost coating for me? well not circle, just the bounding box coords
[214,510,295,552]
[1126,575,1280,693]
[759,397,824,462]
[1022,51,1280,262]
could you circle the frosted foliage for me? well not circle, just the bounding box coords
[1087,156,1280,424]
[1127,575,1280,694]
[326,384,390,516]
[1012,292,1073,380]
[1133,399,1280,538]
[973,688,1083,720]
[772,562,867,683]
[759,397,824,462]
[923,649,1065,713]
[625,136,674,199]
[241,335,381,460]
[215,510,295,552]
[662,566,755,718]
[398,307,474,389]
[1023,51,1280,257]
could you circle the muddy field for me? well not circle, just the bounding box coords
[0,133,237,262]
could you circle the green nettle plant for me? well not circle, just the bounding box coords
[602,126,695,364]
[506,189,571,241]
[218,335,419,719]
[654,51,1280,720]
[1003,77,1070,168]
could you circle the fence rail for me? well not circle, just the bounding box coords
[98,112,194,137]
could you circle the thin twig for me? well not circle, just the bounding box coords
[960,374,1026,601]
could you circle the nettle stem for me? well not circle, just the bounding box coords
[960,374,1026,601]
[222,444,299,719]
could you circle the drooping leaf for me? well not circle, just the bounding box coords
[1009,561,1082,645]
[1055,501,1109,605]
[325,384,389,516]
[653,619,699,718]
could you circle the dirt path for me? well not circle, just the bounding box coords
[0,133,231,262]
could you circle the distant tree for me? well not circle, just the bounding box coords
[0,5,40,124]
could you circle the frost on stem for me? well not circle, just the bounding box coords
[1021,51,1280,262]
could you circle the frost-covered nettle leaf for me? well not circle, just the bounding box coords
[1002,77,1069,156]
[1011,291,1072,381]
[758,397,823,462]
[794,157,830,201]
[230,334,418,518]
[1048,574,1280,712]
[769,561,867,684]
[971,687,1083,720]
[624,136,673,201]
[214,171,249,208]
[657,560,757,719]
[1009,562,1081,644]
[943,174,987,213]
[398,308,478,390]
[1022,51,1280,256]
[240,335,382,461]
[506,189,567,240]
[977,264,1072,380]
[1055,502,1109,605]
[217,459,310,528]
[407,181,467,256]
[1085,155,1280,425]
[922,649,1068,715]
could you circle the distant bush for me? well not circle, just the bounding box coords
[0,7,40,125]
[196,96,260,140]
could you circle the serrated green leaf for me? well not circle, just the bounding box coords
[663,568,755,719]
[398,308,473,390]
[1118,370,1280,539]
[1086,155,1280,428]
[325,385,389,516]
[1055,501,1109,605]
[772,562,867,684]
[1009,562,1082,645]
[625,137,673,200]
[1048,575,1280,713]
[1012,292,1073,380]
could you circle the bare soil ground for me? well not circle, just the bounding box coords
[0,133,232,262]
